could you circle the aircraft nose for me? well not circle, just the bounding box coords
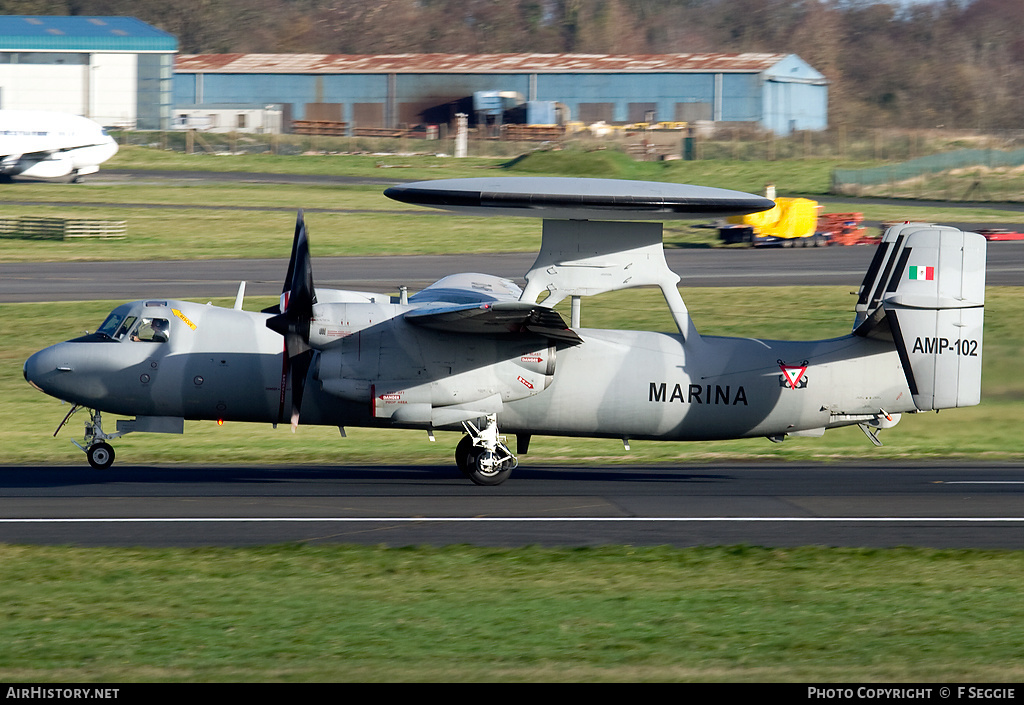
[24,341,126,407]
[24,344,90,402]
[24,346,64,394]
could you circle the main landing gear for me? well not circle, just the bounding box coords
[54,405,121,469]
[455,414,518,486]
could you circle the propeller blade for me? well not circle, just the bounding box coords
[288,350,314,432]
[267,211,317,429]
[282,211,304,297]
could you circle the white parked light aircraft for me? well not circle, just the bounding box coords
[23,178,986,484]
[0,110,118,181]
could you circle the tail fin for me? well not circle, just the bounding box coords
[853,223,986,410]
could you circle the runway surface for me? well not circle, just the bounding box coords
[1,463,1022,549]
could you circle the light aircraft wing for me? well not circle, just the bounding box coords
[405,301,582,344]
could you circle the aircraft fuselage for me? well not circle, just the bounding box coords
[24,297,912,443]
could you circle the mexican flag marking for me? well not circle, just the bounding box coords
[909,265,934,281]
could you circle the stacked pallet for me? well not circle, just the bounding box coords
[0,217,126,240]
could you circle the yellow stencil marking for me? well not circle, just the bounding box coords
[172,308,197,331]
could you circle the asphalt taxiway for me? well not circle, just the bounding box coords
[3,243,1024,303]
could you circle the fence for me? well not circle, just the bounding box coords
[0,217,127,240]
[833,148,1024,202]
[115,126,1024,160]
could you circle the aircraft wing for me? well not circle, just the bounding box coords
[405,301,582,344]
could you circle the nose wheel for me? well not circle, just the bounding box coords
[86,442,115,470]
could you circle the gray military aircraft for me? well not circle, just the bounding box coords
[23,177,986,484]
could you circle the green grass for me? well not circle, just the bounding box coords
[7,287,1023,467]
[1,175,1021,263]
[1,544,1023,682]
[0,205,548,262]
[106,143,866,193]
[107,145,510,178]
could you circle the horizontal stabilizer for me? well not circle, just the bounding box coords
[405,301,582,344]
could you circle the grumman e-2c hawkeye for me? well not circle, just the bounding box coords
[23,177,986,485]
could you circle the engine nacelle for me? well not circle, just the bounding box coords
[309,301,399,349]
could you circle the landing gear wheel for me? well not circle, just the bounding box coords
[87,442,115,470]
[465,447,513,486]
[455,435,473,477]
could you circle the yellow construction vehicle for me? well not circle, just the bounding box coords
[717,196,824,247]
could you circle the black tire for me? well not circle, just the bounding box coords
[465,447,513,486]
[87,442,115,470]
[455,435,474,477]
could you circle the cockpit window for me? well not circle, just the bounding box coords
[130,317,170,343]
[113,316,137,340]
[96,312,127,339]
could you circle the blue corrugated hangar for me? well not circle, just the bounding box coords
[174,53,828,136]
[0,14,827,136]
[0,15,177,129]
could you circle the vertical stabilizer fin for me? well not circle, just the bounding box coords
[854,224,986,410]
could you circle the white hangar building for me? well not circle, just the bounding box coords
[0,15,177,129]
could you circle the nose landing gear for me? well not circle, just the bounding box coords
[54,406,121,469]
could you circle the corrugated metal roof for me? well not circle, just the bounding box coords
[0,16,177,52]
[175,53,789,74]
